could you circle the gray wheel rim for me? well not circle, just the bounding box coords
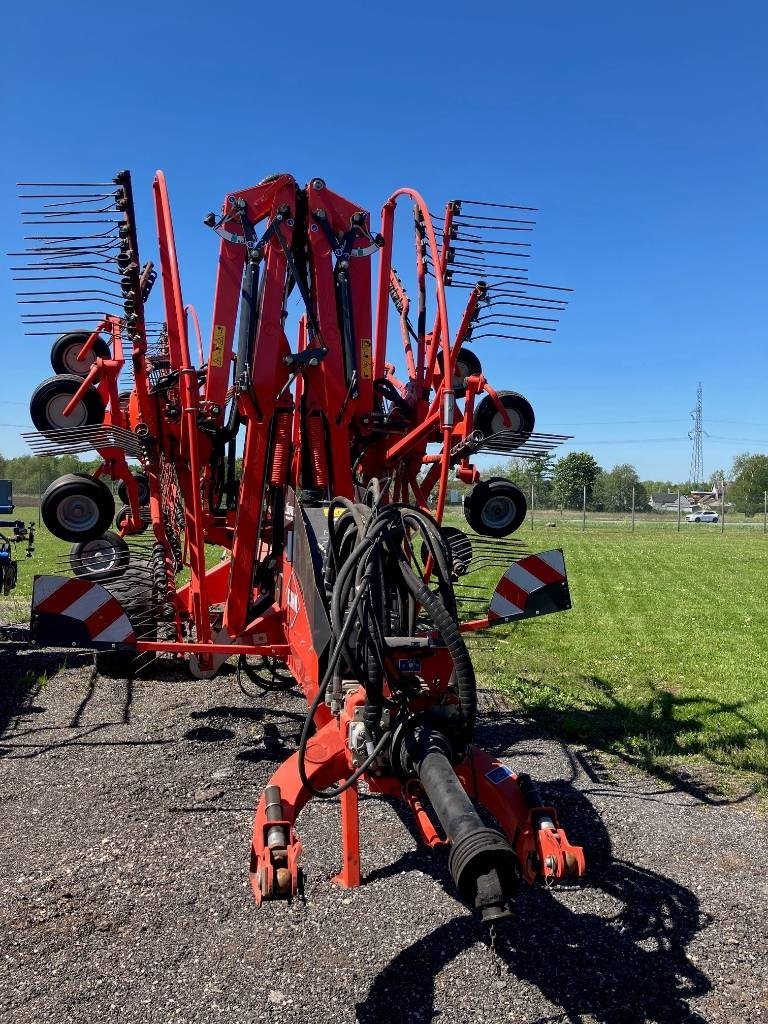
[45,392,88,429]
[77,537,120,574]
[62,342,96,376]
[56,494,100,533]
[490,407,523,433]
[481,495,516,530]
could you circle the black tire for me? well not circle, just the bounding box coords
[2,560,18,596]
[464,478,527,538]
[117,473,150,506]
[41,474,115,542]
[94,563,156,678]
[69,531,130,580]
[115,504,148,534]
[29,375,105,432]
[50,331,110,377]
[436,347,482,395]
[473,390,535,445]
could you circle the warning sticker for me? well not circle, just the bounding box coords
[360,338,372,379]
[210,324,226,368]
[485,764,514,785]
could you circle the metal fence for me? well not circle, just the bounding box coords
[447,486,768,533]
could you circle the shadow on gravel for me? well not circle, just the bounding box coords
[0,636,91,741]
[357,709,712,1024]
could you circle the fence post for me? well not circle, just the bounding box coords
[631,486,635,532]
[721,483,725,533]
[677,490,681,532]
[764,491,767,534]
[582,485,587,530]
[530,482,534,530]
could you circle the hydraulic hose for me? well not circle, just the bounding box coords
[397,552,477,740]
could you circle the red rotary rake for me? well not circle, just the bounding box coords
[15,170,583,933]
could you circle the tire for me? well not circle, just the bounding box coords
[29,375,105,432]
[117,473,150,506]
[41,474,115,542]
[473,390,535,445]
[436,347,482,395]
[463,478,528,538]
[115,505,148,534]
[2,560,18,596]
[50,331,110,377]
[94,563,157,678]
[69,531,130,580]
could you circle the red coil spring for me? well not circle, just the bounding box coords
[305,414,329,488]
[269,412,292,485]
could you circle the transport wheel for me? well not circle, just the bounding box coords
[464,478,527,538]
[69,531,130,580]
[117,473,150,505]
[473,390,535,445]
[436,347,482,395]
[50,331,110,376]
[29,374,105,432]
[40,473,115,542]
[2,561,18,596]
[114,504,148,534]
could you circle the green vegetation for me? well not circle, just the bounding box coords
[455,515,768,791]
[728,453,768,517]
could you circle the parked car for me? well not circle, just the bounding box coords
[686,510,719,523]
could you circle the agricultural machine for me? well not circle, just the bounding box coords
[12,170,583,933]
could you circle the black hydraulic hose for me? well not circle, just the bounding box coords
[398,552,477,739]
[401,509,456,617]
[363,544,385,739]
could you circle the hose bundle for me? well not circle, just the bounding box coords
[297,494,476,798]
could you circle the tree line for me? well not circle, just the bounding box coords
[483,451,768,515]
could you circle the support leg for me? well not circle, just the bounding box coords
[333,782,361,889]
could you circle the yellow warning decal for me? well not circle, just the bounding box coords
[210,324,226,368]
[360,338,372,379]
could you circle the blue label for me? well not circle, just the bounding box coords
[486,765,514,785]
[398,658,421,673]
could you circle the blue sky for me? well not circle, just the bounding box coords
[1,0,766,481]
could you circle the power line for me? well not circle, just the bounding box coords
[688,382,706,484]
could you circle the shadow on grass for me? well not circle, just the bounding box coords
[506,673,766,803]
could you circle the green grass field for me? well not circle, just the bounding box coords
[4,506,767,789]
[449,512,768,790]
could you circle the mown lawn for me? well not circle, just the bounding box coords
[454,514,768,788]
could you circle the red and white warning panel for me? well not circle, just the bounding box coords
[30,576,136,650]
[487,549,571,624]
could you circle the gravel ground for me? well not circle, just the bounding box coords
[1,633,767,1024]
